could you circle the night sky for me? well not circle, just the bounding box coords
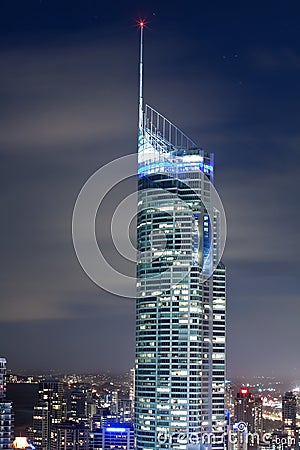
[1,0,300,378]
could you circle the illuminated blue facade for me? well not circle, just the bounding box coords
[90,423,134,450]
[135,105,226,450]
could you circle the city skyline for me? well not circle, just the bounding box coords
[6,358,300,450]
[0,0,300,377]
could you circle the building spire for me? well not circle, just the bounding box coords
[138,21,144,131]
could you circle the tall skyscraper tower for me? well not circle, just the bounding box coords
[234,388,263,436]
[282,391,297,430]
[0,358,7,400]
[50,421,89,450]
[135,25,226,450]
[31,380,66,450]
[0,358,13,449]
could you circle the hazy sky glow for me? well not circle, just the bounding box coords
[1,0,300,377]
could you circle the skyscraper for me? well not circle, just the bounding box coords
[30,404,49,450]
[282,391,297,430]
[0,358,13,449]
[89,423,134,450]
[0,358,7,401]
[50,421,89,450]
[234,388,263,436]
[31,380,66,450]
[135,25,226,450]
[129,368,135,422]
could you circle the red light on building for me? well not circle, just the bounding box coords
[240,388,249,395]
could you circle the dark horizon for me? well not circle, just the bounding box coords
[1,0,300,377]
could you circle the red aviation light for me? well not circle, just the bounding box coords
[240,388,249,395]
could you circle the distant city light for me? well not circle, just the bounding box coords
[11,437,35,449]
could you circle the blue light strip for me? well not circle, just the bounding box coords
[106,427,127,432]
[138,162,213,177]
[203,214,212,274]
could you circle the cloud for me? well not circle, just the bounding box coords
[250,47,300,72]
[0,36,138,150]
[222,168,300,265]
[227,293,300,378]
[0,315,135,373]
[0,29,238,154]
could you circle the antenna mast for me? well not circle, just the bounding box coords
[138,21,144,131]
